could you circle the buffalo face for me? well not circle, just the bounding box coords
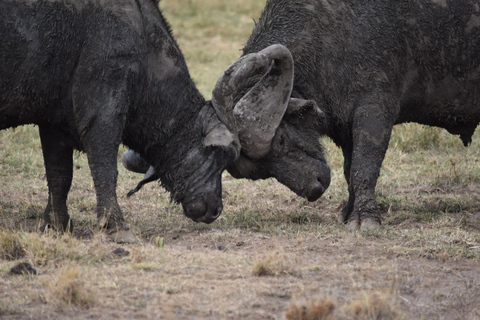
[176,142,236,224]
[227,99,331,201]
[122,105,238,224]
[174,110,238,223]
[212,45,331,201]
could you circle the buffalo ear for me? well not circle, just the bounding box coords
[286,98,323,118]
[203,122,236,149]
[286,98,326,125]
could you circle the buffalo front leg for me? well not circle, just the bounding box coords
[73,72,136,242]
[81,121,136,243]
[86,140,123,228]
[344,102,395,231]
[72,47,140,242]
[39,126,73,232]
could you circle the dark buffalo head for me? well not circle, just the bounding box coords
[123,45,325,223]
[162,105,238,224]
[226,98,330,201]
[124,102,238,224]
[212,44,331,201]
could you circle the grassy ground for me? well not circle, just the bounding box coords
[1,0,480,319]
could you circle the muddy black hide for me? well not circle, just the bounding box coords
[244,0,480,230]
[0,0,238,235]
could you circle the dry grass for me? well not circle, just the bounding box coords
[0,229,24,260]
[1,0,480,319]
[44,265,96,309]
[285,297,335,320]
[342,292,399,320]
[252,247,300,277]
[284,293,399,320]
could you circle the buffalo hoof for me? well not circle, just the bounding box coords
[346,219,360,231]
[107,229,138,244]
[98,217,138,243]
[41,220,74,234]
[361,217,381,231]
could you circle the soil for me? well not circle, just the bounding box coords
[1,224,479,320]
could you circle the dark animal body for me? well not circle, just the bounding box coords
[1,0,323,241]
[0,0,238,241]
[244,0,480,229]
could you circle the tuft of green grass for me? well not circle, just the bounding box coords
[0,126,44,177]
[389,124,464,153]
[160,0,267,98]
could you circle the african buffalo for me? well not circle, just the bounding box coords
[122,53,332,203]
[240,0,480,230]
[0,0,312,242]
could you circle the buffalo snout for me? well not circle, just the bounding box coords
[306,178,327,202]
[306,168,331,202]
[182,198,223,224]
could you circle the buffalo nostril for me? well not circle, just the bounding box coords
[306,179,325,202]
[198,206,222,224]
[212,205,223,220]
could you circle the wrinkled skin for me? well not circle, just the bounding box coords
[245,0,480,230]
[0,0,237,240]
[227,99,331,201]
[123,46,332,204]
[215,46,332,201]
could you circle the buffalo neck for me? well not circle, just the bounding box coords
[122,0,212,198]
[123,68,208,192]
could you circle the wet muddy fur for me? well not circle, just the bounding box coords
[244,0,480,229]
[0,0,237,236]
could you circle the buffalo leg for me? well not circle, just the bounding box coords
[72,52,138,242]
[39,126,73,232]
[84,135,126,232]
[82,126,136,243]
[345,102,394,230]
[78,106,128,235]
[72,77,135,242]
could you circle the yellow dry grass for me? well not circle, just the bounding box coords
[1,0,480,319]
[44,265,96,309]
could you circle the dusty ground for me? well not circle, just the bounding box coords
[1,1,480,319]
[1,161,479,320]
[1,227,479,320]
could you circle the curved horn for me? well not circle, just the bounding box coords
[121,150,158,197]
[212,44,294,159]
[121,150,150,174]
